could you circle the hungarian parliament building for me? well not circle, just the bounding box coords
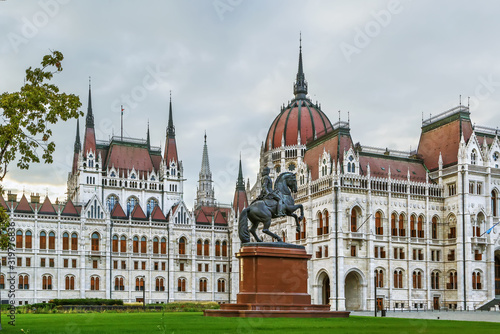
[2,46,500,312]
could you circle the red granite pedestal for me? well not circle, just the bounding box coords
[204,243,349,318]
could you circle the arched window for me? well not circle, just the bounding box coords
[90,276,100,290]
[204,240,209,256]
[120,235,126,253]
[147,198,158,216]
[127,196,138,216]
[62,232,69,250]
[141,237,147,254]
[391,213,397,236]
[413,271,422,289]
[0,274,4,289]
[133,236,139,253]
[18,274,29,290]
[492,190,498,217]
[199,278,208,292]
[115,277,124,291]
[40,231,46,249]
[350,208,357,232]
[472,271,482,290]
[71,233,78,250]
[197,239,202,256]
[65,275,75,290]
[375,212,383,235]
[393,270,403,289]
[179,237,186,255]
[431,271,440,289]
[156,277,165,291]
[471,149,477,165]
[177,278,186,292]
[161,237,167,254]
[317,212,323,236]
[301,219,307,239]
[222,241,228,257]
[16,230,23,248]
[106,195,118,213]
[112,235,118,253]
[153,237,159,254]
[398,214,405,237]
[417,216,424,238]
[324,211,329,234]
[136,277,144,291]
[215,241,221,257]
[410,215,416,237]
[91,232,99,251]
[447,271,457,289]
[432,216,438,239]
[25,231,32,249]
[375,269,384,287]
[217,278,226,292]
[48,232,55,249]
[42,275,52,290]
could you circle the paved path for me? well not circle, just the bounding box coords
[350,310,500,322]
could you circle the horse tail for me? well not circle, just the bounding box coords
[238,207,250,244]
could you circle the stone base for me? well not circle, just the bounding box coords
[204,243,349,318]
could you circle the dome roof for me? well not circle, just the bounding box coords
[265,99,333,151]
[264,40,333,151]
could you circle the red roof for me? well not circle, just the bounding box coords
[151,155,162,172]
[15,195,33,213]
[213,210,227,225]
[105,144,155,173]
[131,204,147,220]
[61,199,79,216]
[83,127,96,155]
[111,202,127,219]
[417,117,473,171]
[359,156,428,182]
[150,206,166,221]
[196,210,210,224]
[164,137,178,165]
[38,197,56,215]
[265,99,333,151]
[233,189,248,216]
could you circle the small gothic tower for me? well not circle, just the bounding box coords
[232,156,248,218]
[195,133,215,208]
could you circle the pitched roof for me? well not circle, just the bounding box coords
[110,202,127,219]
[359,155,428,182]
[38,196,56,215]
[150,205,166,221]
[164,137,178,165]
[213,210,227,225]
[61,199,79,216]
[233,189,248,217]
[0,195,7,210]
[105,143,155,173]
[15,195,33,213]
[131,204,147,220]
[195,209,210,224]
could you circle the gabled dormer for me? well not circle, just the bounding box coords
[488,136,500,169]
[297,161,309,186]
[465,131,483,166]
[318,148,332,178]
[84,195,105,220]
[343,147,359,174]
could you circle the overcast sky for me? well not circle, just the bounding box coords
[2,0,500,208]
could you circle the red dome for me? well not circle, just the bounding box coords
[265,99,333,151]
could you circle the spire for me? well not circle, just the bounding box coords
[74,118,81,153]
[167,91,175,137]
[293,33,308,99]
[146,121,150,150]
[86,77,94,128]
[236,155,245,191]
[201,131,211,177]
[195,132,215,208]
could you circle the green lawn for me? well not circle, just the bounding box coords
[1,312,499,334]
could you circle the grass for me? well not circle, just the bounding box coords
[1,312,499,334]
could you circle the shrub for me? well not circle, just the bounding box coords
[162,302,220,312]
[50,299,123,306]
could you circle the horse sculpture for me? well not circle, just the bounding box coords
[238,172,304,243]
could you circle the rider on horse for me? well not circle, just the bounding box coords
[259,167,285,217]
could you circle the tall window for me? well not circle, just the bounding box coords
[394,270,403,289]
[42,275,52,290]
[90,276,100,290]
[161,238,167,254]
[25,231,32,249]
[112,235,118,252]
[375,212,383,235]
[197,240,202,256]
[177,278,186,292]
[431,271,440,290]
[324,211,329,234]
[127,196,138,216]
[317,212,323,236]
[115,277,124,291]
[120,235,126,253]
[18,274,29,290]
[217,279,226,292]
[141,237,147,254]
[48,232,55,249]
[492,190,498,216]
[91,233,100,251]
[398,214,405,237]
[410,215,416,237]
[350,208,357,232]
[179,237,186,255]
[106,195,118,213]
[62,232,69,250]
[65,275,75,290]
[16,230,23,248]
[71,233,78,250]
[136,277,144,291]
[391,213,397,236]
[156,277,165,291]
[133,236,139,253]
[432,217,438,239]
[199,278,208,292]
[417,216,424,238]
[413,271,422,289]
[447,272,457,289]
[0,275,4,289]
[472,271,482,290]
[204,240,209,256]
[222,241,227,257]
[375,269,384,288]
[40,231,46,250]
[215,241,221,256]
[153,237,159,254]
[147,198,158,216]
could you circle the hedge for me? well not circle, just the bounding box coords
[50,298,124,306]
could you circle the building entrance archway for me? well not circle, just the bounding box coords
[344,271,362,310]
[318,272,330,305]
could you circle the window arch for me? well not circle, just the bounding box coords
[413,270,423,289]
[178,237,186,255]
[375,269,384,287]
[126,196,138,216]
[431,271,440,289]
[153,237,159,254]
[417,215,424,238]
[133,236,139,253]
[146,198,158,216]
[141,237,147,254]
[106,194,118,213]
[156,277,165,291]
[410,214,417,237]
[90,275,100,290]
[323,210,329,234]
[25,231,32,249]
[398,213,406,237]
[204,240,210,256]
[492,190,498,217]
[0,274,4,289]
[222,241,228,257]
[391,213,397,236]
[114,276,124,291]
[62,232,69,250]
[65,275,75,290]
[393,269,403,289]
[177,278,186,292]
[48,231,55,249]
[217,278,226,292]
[350,208,358,232]
[317,211,323,236]
[135,277,144,291]
[447,271,457,289]
[40,231,47,249]
[71,233,78,250]
[197,239,202,256]
[215,240,221,257]
[199,278,208,292]
[18,274,29,290]
[375,211,383,235]
[91,232,100,251]
[120,235,127,253]
[112,235,119,253]
[431,216,438,240]
[472,270,482,290]
[161,237,167,254]
[42,274,52,290]
[16,230,23,249]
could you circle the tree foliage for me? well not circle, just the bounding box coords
[0,50,82,249]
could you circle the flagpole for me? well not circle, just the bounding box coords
[479,221,499,237]
[121,105,124,141]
